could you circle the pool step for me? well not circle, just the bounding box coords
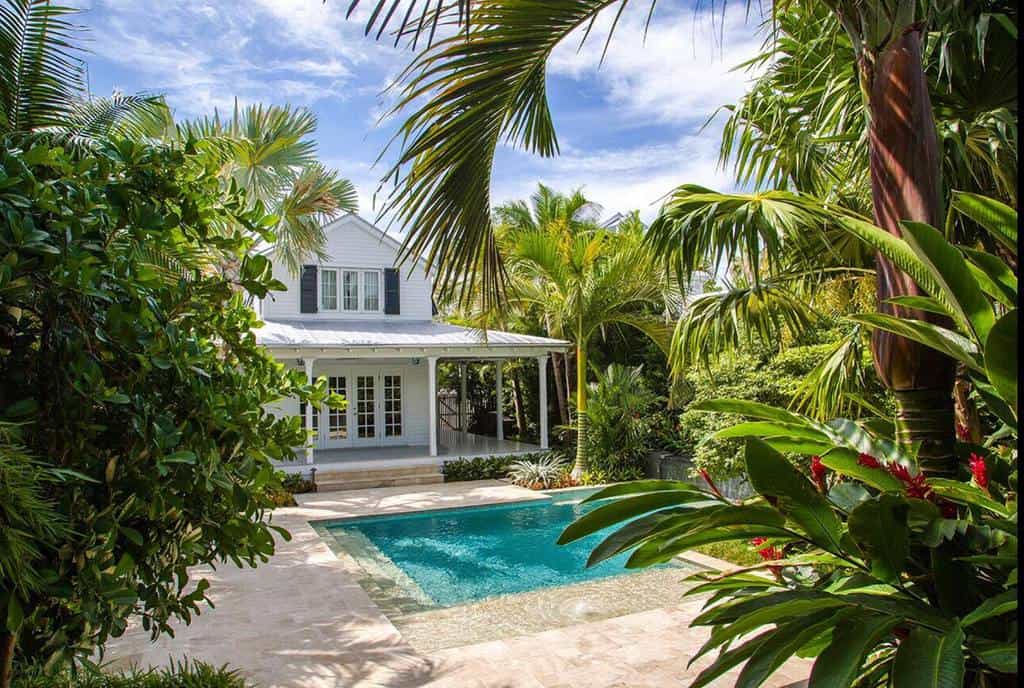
[315,464,443,492]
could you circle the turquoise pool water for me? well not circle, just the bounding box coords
[326,488,670,607]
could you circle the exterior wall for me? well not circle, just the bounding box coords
[260,214,433,321]
[266,356,430,448]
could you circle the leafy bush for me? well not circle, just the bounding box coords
[669,324,888,480]
[0,138,329,673]
[507,452,571,489]
[12,659,248,688]
[263,472,317,508]
[579,364,659,481]
[442,452,545,482]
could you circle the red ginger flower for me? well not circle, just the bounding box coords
[810,455,827,490]
[886,462,932,500]
[858,452,881,469]
[969,453,989,490]
[750,537,783,561]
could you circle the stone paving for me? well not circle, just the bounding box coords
[106,480,809,688]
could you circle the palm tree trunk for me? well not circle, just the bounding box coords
[863,24,957,476]
[571,339,588,479]
[551,351,570,425]
[511,368,526,437]
[0,631,15,688]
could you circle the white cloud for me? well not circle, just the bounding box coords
[549,2,767,125]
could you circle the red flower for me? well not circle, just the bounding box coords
[810,455,827,490]
[969,453,989,490]
[750,537,783,561]
[858,452,881,469]
[887,462,931,500]
[699,468,725,500]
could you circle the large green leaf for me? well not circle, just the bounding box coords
[891,625,965,688]
[819,448,903,492]
[690,629,774,688]
[960,589,1017,627]
[969,638,1018,674]
[735,611,844,688]
[847,495,910,583]
[558,490,710,545]
[690,399,820,427]
[928,479,1010,516]
[744,439,844,553]
[849,313,983,372]
[984,310,1017,414]
[580,480,704,503]
[711,421,830,444]
[962,247,1017,308]
[808,613,900,687]
[949,191,1017,256]
[899,221,994,342]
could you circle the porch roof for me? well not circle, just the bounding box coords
[256,319,569,353]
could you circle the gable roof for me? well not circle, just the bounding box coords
[323,213,431,271]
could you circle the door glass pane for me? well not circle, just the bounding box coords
[328,376,347,440]
[384,375,402,437]
[298,401,318,437]
[357,375,375,438]
[343,271,359,311]
[320,269,338,310]
[363,271,380,311]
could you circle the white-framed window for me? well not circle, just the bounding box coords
[320,269,338,311]
[342,270,359,311]
[318,266,384,314]
[363,271,380,311]
[356,375,376,438]
[327,376,347,439]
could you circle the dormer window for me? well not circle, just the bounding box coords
[319,267,384,314]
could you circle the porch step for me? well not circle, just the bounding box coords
[314,464,443,492]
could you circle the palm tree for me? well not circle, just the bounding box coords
[0,0,168,141]
[494,184,603,425]
[176,103,358,276]
[499,203,671,478]
[344,0,1016,475]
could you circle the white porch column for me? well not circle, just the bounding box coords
[537,354,549,450]
[494,360,504,442]
[303,357,316,464]
[459,361,468,442]
[427,356,438,457]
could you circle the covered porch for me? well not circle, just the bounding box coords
[258,319,569,473]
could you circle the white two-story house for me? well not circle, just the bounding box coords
[256,214,568,486]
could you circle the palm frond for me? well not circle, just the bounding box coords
[791,325,874,420]
[41,92,173,144]
[377,0,620,309]
[669,280,818,370]
[0,0,83,134]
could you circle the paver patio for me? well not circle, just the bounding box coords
[106,480,809,687]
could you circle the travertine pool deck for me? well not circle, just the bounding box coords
[106,480,809,687]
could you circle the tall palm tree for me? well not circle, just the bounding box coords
[494,184,603,425]
[500,209,671,478]
[345,0,1016,475]
[176,103,358,276]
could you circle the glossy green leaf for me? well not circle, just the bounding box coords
[928,479,1010,516]
[580,480,704,504]
[960,588,1017,627]
[808,613,900,688]
[745,439,844,553]
[969,638,1017,673]
[847,495,910,583]
[984,310,1017,413]
[899,220,994,342]
[949,191,1017,256]
[962,247,1017,308]
[690,399,819,427]
[891,625,965,688]
[711,421,829,443]
[558,490,709,545]
[736,611,842,688]
[819,448,903,492]
[849,313,983,372]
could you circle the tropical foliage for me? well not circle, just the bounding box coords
[507,452,572,490]
[579,363,658,483]
[561,202,1018,686]
[0,136,332,678]
[11,659,249,688]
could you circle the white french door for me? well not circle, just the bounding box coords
[317,368,405,448]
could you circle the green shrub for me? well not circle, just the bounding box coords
[262,472,317,508]
[442,452,546,482]
[506,452,571,489]
[12,659,248,688]
[581,364,658,481]
[0,138,330,671]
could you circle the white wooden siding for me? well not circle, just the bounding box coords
[260,215,432,321]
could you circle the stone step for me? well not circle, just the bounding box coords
[315,463,440,482]
[316,470,443,493]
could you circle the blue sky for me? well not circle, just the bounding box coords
[78,1,767,228]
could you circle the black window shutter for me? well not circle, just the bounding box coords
[384,268,400,314]
[300,265,318,313]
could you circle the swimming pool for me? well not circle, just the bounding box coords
[323,488,683,608]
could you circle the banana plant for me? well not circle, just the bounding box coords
[559,199,1018,687]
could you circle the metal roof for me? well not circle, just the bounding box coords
[256,319,570,350]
